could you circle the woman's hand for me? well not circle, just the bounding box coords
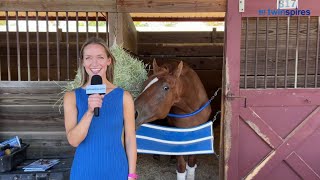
[88,94,104,113]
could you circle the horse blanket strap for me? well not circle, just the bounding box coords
[136,121,214,155]
[167,88,221,118]
[167,100,212,118]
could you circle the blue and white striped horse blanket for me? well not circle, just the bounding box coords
[136,121,214,155]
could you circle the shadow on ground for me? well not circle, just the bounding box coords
[137,154,219,180]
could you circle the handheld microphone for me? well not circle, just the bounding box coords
[86,75,106,117]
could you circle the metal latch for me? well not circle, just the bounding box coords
[239,0,245,12]
[226,92,247,107]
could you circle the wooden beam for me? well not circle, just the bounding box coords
[0,0,116,12]
[108,13,137,53]
[131,12,225,18]
[122,13,138,53]
[108,12,124,47]
[131,17,224,22]
[0,0,226,13]
[140,57,223,70]
[117,0,226,13]
[138,31,224,43]
[138,43,224,57]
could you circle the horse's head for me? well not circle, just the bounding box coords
[135,60,183,129]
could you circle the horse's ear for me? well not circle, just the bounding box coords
[174,61,183,78]
[153,59,161,74]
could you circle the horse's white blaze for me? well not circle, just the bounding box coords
[142,77,159,92]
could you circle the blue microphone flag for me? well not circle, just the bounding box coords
[85,84,106,95]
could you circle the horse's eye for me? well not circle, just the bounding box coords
[163,86,169,91]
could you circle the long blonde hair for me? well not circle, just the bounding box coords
[78,37,116,86]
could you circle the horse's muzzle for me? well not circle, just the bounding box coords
[135,111,139,120]
[135,110,143,130]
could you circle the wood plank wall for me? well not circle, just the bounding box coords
[137,30,224,113]
[0,81,74,158]
[241,17,320,88]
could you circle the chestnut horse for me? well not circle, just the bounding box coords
[135,60,212,180]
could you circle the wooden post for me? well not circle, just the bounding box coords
[108,12,124,47]
[108,12,137,54]
[222,0,242,179]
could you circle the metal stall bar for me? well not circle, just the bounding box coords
[254,17,259,88]
[294,17,300,88]
[0,51,1,80]
[76,12,80,67]
[6,11,11,81]
[16,11,21,81]
[264,17,269,88]
[96,12,99,38]
[285,17,290,88]
[46,11,50,81]
[105,12,108,44]
[66,12,70,80]
[86,12,89,39]
[36,11,40,81]
[26,11,31,81]
[316,17,320,88]
[275,17,279,88]
[244,18,248,89]
[305,16,310,88]
[56,12,60,81]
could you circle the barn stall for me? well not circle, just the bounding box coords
[0,1,224,179]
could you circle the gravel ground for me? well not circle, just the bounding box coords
[137,154,219,180]
[137,121,221,180]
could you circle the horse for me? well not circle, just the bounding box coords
[134,60,212,180]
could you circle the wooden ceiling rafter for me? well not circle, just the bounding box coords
[0,0,226,13]
[131,17,224,22]
[0,1,226,21]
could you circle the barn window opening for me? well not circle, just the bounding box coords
[0,11,108,81]
[241,16,320,88]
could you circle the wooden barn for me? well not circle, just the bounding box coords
[1,0,320,179]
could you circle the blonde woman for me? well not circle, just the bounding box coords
[64,37,138,180]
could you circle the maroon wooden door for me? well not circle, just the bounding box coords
[238,89,320,179]
[223,0,320,179]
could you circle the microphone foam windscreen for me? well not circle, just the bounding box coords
[91,75,102,85]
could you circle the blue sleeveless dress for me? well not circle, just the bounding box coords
[70,87,128,180]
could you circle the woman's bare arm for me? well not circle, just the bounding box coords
[123,91,137,176]
[64,91,102,147]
